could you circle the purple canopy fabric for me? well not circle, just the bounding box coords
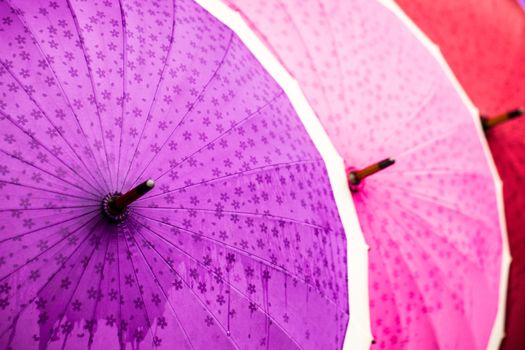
[0,0,350,349]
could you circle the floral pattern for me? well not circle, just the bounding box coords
[0,0,348,348]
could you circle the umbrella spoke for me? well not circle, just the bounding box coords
[134,205,328,231]
[0,205,98,212]
[356,190,439,346]
[64,0,115,189]
[0,63,108,196]
[130,218,306,350]
[137,158,317,202]
[115,0,177,192]
[84,234,112,348]
[0,217,104,339]
[2,0,113,193]
[0,148,100,200]
[0,180,100,203]
[35,224,109,349]
[123,225,197,350]
[129,90,284,189]
[0,208,99,244]
[128,221,245,350]
[0,212,100,282]
[120,33,235,192]
[131,214,344,311]
[119,227,159,347]
[384,179,494,230]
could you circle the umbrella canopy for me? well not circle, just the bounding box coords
[394,0,525,116]
[483,112,525,350]
[222,0,508,349]
[393,1,525,348]
[520,0,525,10]
[0,0,361,348]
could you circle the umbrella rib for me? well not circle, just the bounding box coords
[0,217,104,341]
[114,234,125,349]
[137,157,316,202]
[315,0,347,115]
[131,222,271,350]
[115,0,178,191]
[86,234,112,349]
[362,183,488,267]
[364,194,466,347]
[368,183,494,285]
[0,0,110,194]
[383,179,494,229]
[114,0,130,191]
[3,0,112,193]
[65,0,115,189]
[0,208,99,244]
[0,212,100,281]
[274,0,336,116]
[131,219,306,350]
[379,84,438,148]
[385,168,490,177]
[0,87,107,198]
[356,190,425,346]
[0,180,100,203]
[119,228,159,347]
[45,226,109,350]
[395,126,461,159]
[392,195,494,278]
[134,204,331,231]
[120,32,235,191]
[0,205,98,212]
[386,187,494,268]
[123,224,197,350]
[132,212,343,310]
[0,147,100,200]
[132,91,285,188]
[128,222,245,350]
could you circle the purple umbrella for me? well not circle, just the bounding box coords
[0,0,353,348]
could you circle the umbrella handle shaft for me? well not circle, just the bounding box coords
[112,179,155,211]
[481,108,523,130]
[348,158,395,185]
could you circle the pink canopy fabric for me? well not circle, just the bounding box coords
[0,0,352,349]
[223,0,506,349]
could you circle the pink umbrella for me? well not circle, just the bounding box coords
[392,1,525,348]
[222,0,508,348]
[0,0,366,348]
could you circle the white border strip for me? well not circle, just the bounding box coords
[195,0,373,349]
[377,1,511,349]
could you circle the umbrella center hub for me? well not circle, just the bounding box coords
[102,192,129,223]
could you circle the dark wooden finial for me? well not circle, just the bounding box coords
[481,108,523,131]
[103,179,155,222]
[348,158,395,187]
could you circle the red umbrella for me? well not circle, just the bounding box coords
[394,0,525,348]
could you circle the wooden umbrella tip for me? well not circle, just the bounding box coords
[509,108,524,118]
[378,158,395,169]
